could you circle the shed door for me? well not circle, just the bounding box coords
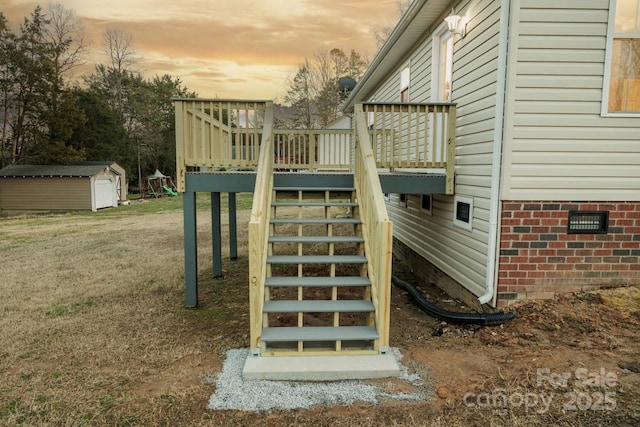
[95,178,115,209]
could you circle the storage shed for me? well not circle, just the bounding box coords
[0,164,119,212]
[73,161,127,202]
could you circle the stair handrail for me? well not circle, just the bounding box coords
[248,101,275,352]
[353,104,393,350]
[173,99,269,192]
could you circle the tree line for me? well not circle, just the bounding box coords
[281,48,368,129]
[0,3,406,190]
[0,5,194,192]
[280,0,409,129]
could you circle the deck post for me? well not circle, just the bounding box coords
[229,192,238,260]
[211,192,223,277]
[184,190,198,307]
[445,105,456,195]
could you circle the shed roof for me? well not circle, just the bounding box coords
[73,161,117,167]
[0,164,109,178]
[73,161,125,176]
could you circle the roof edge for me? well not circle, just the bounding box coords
[344,0,426,110]
[344,0,452,110]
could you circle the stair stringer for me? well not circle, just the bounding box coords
[352,184,393,352]
[247,105,275,356]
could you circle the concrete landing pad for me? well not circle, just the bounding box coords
[242,353,401,381]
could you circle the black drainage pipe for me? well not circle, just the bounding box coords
[392,275,516,326]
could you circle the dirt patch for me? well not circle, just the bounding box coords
[0,199,638,426]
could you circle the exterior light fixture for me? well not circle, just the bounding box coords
[445,10,467,38]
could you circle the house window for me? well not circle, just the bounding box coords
[453,195,473,231]
[401,88,409,102]
[603,0,640,114]
[421,194,432,213]
[400,66,410,102]
[399,193,407,207]
[433,25,454,102]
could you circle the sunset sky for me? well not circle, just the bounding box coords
[1,0,401,100]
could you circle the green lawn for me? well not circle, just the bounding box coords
[82,192,255,217]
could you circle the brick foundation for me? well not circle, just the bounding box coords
[497,201,640,307]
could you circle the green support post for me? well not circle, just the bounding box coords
[183,191,198,307]
[211,192,223,278]
[229,192,238,260]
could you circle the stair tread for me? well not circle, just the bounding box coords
[271,218,360,224]
[261,326,379,342]
[274,187,355,192]
[266,276,371,287]
[267,255,367,264]
[272,202,358,207]
[263,300,374,313]
[269,236,364,243]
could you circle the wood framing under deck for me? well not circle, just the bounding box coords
[181,171,448,308]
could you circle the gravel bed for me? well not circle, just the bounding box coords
[207,348,430,412]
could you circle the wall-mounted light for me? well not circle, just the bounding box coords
[444,10,467,38]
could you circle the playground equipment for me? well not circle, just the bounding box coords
[162,185,178,196]
[146,169,178,198]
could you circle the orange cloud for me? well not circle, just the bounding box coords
[1,0,400,98]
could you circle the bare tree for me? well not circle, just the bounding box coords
[284,47,369,128]
[103,28,138,73]
[284,58,316,129]
[44,3,87,80]
[370,0,412,51]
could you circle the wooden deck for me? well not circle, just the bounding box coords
[174,99,456,370]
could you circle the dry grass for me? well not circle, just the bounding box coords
[1,196,638,426]
[0,199,243,426]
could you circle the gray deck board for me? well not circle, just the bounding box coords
[263,300,374,313]
[271,218,360,225]
[265,276,370,287]
[267,255,367,264]
[269,236,363,243]
[261,326,379,342]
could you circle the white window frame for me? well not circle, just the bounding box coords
[431,23,454,103]
[602,0,640,117]
[400,65,410,102]
[453,195,473,231]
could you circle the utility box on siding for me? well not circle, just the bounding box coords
[0,164,120,213]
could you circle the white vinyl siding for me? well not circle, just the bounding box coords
[369,0,502,298]
[410,42,433,102]
[502,0,640,201]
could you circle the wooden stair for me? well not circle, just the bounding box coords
[257,185,380,356]
[243,173,400,380]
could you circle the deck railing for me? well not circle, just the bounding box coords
[353,104,393,350]
[363,102,456,194]
[273,129,352,170]
[174,99,269,192]
[174,99,456,194]
[248,102,275,352]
